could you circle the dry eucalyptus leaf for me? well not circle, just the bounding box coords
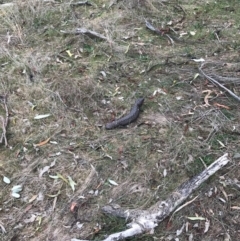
[204,219,210,233]
[68,176,77,192]
[108,179,118,186]
[187,216,205,221]
[29,195,38,203]
[39,166,50,178]
[3,176,11,184]
[34,114,51,119]
[11,185,22,193]
[49,175,59,179]
[0,223,6,234]
[192,58,205,62]
[11,192,20,198]
[163,169,167,177]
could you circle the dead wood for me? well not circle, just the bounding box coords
[209,74,240,84]
[0,94,9,147]
[76,153,230,241]
[60,28,107,40]
[145,19,201,45]
[199,63,240,102]
[70,1,93,6]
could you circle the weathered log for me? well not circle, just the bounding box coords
[75,153,229,241]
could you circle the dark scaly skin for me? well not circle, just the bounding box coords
[105,98,144,130]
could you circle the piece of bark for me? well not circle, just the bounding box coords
[76,153,229,241]
[70,1,92,6]
[60,28,107,40]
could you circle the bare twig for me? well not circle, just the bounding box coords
[70,1,92,6]
[145,19,204,44]
[165,34,175,45]
[209,73,240,84]
[199,63,240,102]
[60,28,107,40]
[145,20,175,45]
[0,116,7,145]
[76,153,230,241]
[169,195,199,222]
[145,19,165,36]
[145,19,156,32]
[0,94,9,147]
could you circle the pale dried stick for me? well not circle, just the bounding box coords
[199,64,240,102]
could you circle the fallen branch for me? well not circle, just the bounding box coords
[210,73,240,84]
[145,19,168,36]
[145,19,175,45]
[70,1,93,6]
[0,94,9,147]
[60,28,107,40]
[145,18,200,45]
[76,153,230,241]
[199,63,240,102]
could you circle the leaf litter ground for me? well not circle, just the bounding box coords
[0,0,240,240]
